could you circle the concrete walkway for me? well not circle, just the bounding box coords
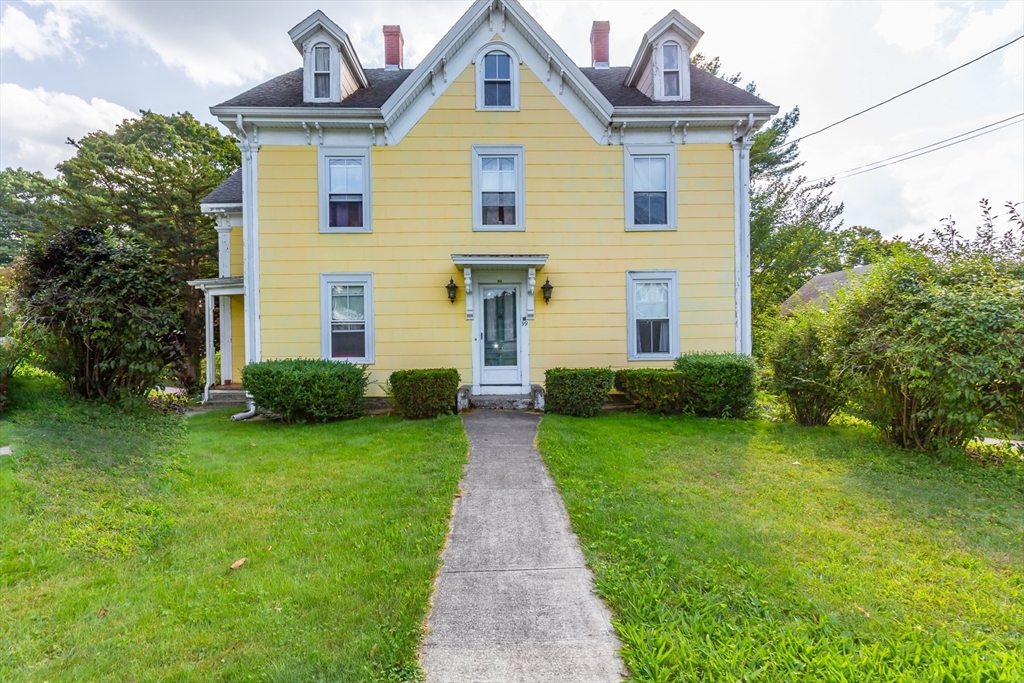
[421,411,626,683]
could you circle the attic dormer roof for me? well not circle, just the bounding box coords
[287,9,369,89]
[624,10,704,88]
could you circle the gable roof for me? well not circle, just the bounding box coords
[582,65,773,108]
[781,266,872,315]
[215,68,413,109]
[202,169,243,206]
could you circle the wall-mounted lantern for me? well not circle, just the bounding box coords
[541,278,553,303]
[446,277,459,304]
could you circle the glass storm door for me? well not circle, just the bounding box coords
[481,285,520,385]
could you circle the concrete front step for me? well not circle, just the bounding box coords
[207,389,247,407]
[462,384,546,411]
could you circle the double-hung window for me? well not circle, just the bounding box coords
[321,273,374,363]
[662,42,682,98]
[319,147,372,233]
[475,43,519,110]
[627,270,679,360]
[472,145,525,231]
[624,144,677,230]
[313,44,331,99]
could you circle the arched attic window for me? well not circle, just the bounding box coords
[313,43,331,99]
[475,43,520,111]
[661,41,682,98]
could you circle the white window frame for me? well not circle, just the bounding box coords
[624,144,677,231]
[626,270,679,361]
[474,42,521,111]
[471,144,525,232]
[304,40,339,103]
[321,272,375,364]
[312,43,332,100]
[319,146,372,234]
[660,41,683,101]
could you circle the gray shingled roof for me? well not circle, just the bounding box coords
[202,169,242,205]
[216,68,414,108]
[579,65,773,108]
[781,266,872,315]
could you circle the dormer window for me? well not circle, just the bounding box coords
[313,44,331,99]
[475,42,520,111]
[662,42,681,98]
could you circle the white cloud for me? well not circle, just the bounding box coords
[874,0,1024,59]
[0,83,136,174]
[0,4,78,60]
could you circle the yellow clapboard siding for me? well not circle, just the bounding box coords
[229,227,243,277]
[256,64,738,391]
[230,295,245,382]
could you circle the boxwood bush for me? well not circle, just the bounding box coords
[387,368,461,419]
[545,368,614,417]
[242,359,369,423]
[674,352,757,418]
[614,369,684,413]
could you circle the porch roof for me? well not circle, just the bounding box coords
[187,276,245,296]
[451,254,548,270]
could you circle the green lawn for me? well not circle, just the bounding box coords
[0,376,467,682]
[538,413,1024,682]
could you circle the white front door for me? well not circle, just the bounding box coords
[480,284,522,387]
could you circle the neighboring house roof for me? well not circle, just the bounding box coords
[580,65,773,108]
[216,68,414,109]
[781,265,872,315]
[202,169,243,206]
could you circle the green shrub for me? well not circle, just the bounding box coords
[242,359,369,423]
[15,226,181,401]
[387,368,461,419]
[827,251,1024,450]
[545,368,614,417]
[765,306,845,426]
[674,353,757,418]
[614,369,684,413]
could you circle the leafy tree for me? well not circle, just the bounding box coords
[55,111,240,389]
[0,268,27,412]
[0,168,60,265]
[16,226,183,401]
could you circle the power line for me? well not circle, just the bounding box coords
[788,34,1024,146]
[811,116,1024,183]
[807,112,1024,182]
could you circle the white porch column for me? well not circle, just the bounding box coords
[204,288,215,403]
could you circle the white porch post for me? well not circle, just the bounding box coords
[204,288,215,403]
[215,219,233,384]
[732,137,754,355]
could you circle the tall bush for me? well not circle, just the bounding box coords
[614,369,684,414]
[545,368,614,417]
[242,359,369,423]
[674,353,757,418]
[388,368,460,419]
[16,226,182,401]
[827,245,1023,450]
[765,306,845,426]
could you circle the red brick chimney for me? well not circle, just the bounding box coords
[383,25,403,70]
[590,21,610,68]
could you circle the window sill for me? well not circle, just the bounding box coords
[473,225,525,232]
[324,356,375,365]
[320,227,373,234]
[627,354,676,362]
[476,105,520,112]
[625,225,677,232]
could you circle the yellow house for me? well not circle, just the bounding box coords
[195,0,777,406]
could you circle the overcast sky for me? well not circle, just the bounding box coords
[1,0,1021,239]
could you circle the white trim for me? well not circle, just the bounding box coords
[318,146,372,233]
[626,270,679,361]
[471,145,526,231]
[624,144,678,231]
[320,272,375,364]
[219,295,232,383]
[470,271,530,395]
[215,219,232,277]
[732,138,753,355]
[238,118,261,365]
[655,40,686,102]
[625,10,704,92]
[474,41,521,111]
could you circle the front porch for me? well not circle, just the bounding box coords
[188,276,245,403]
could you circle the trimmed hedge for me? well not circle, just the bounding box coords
[674,352,757,418]
[545,368,614,417]
[614,369,684,414]
[242,359,369,423]
[388,368,461,419]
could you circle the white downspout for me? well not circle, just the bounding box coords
[731,116,755,355]
[233,114,259,420]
